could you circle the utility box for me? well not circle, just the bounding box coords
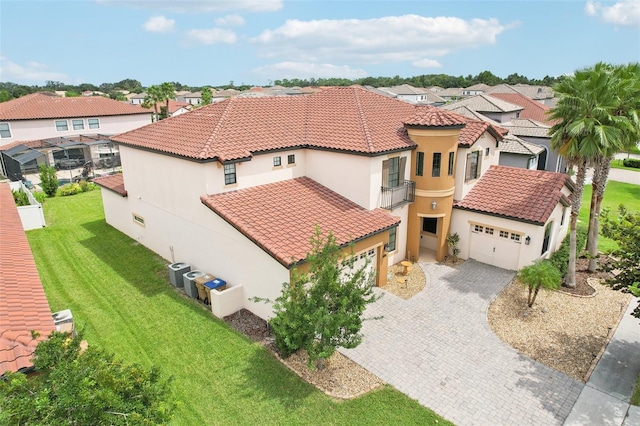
[183,270,205,298]
[52,309,74,334]
[168,262,190,287]
[195,274,216,304]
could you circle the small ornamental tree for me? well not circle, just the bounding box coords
[601,205,640,318]
[0,331,176,425]
[258,227,379,369]
[201,87,213,106]
[38,164,58,197]
[518,261,561,308]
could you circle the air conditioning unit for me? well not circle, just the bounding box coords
[168,262,190,287]
[52,309,74,334]
[183,270,205,298]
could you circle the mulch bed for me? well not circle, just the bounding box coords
[558,255,613,296]
[224,309,271,343]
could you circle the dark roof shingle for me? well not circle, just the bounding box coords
[200,177,399,267]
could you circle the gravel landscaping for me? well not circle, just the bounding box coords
[488,256,632,382]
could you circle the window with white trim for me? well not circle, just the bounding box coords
[132,213,145,226]
[72,119,84,130]
[287,154,295,165]
[88,118,100,129]
[223,163,236,185]
[485,147,490,157]
[273,156,281,167]
[55,120,69,131]
[0,123,11,138]
[465,151,481,181]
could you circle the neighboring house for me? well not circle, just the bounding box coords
[1,135,121,181]
[129,93,147,105]
[0,93,152,147]
[462,83,490,96]
[183,92,203,105]
[501,118,566,173]
[0,182,56,375]
[379,84,437,104]
[96,86,570,321]
[442,94,523,123]
[142,100,192,117]
[441,103,546,171]
[485,83,555,106]
[435,87,465,101]
[488,92,555,126]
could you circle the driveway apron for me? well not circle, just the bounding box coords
[340,260,584,425]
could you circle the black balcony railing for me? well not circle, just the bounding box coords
[380,180,415,210]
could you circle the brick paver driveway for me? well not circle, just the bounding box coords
[340,260,584,425]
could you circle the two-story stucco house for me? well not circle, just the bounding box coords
[95,86,571,321]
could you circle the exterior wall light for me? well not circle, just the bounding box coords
[525,236,531,245]
[431,200,437,210]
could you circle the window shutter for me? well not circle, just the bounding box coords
[399,156,406,184]
[476,152,482,179]
[382,159,389,187]
[465,152,472,181]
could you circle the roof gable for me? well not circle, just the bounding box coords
[454,165,571,224]
[444,94,523,113]
[488,93,555,125]
[0,93,151,120]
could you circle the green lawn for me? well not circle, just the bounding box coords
[610,158,640,173]
[27,190,451,426]
[578,181,640,253]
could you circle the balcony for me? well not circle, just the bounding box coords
[380,180,415,210]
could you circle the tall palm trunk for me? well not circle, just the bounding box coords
[587,156,612,271]
[566,160,587,288]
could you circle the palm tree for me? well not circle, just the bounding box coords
[548,62,626,287]
[159,82,175,120]
[143,85,163,122]
[518,261,561,308]
[585,63,640,271]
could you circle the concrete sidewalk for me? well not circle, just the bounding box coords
[564,298,640,426]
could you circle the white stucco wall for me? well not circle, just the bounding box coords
[453,133,499,201]
[1,114,151,146]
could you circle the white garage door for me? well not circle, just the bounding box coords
[341,248,377,282]
[469,224,521,270]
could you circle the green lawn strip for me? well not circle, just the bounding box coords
[610,159,640,173]
[578,182,640,253]
[631,374,640,406]
[28,190,451,426]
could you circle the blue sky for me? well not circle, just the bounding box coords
[1,0,638,87]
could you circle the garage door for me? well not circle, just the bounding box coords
[469,224,521,270]
[341,248,377,282]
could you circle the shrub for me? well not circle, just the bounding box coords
[58,183,82,196]
[548,227,588,277]
[518,261,561,307]
[32,191,47,203]
[79,180,90,192]
[623,158,640,169]
[38,164,58,197]
[12,189,30,206]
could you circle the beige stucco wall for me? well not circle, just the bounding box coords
[1,114,151,146]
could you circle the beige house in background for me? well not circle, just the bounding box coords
[96,86,571,320]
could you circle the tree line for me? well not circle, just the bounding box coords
[0,70,563,103]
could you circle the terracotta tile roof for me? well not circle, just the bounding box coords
[0,183,56,375]
[454,165,571,225]
[111,86,420,162]
[200,177,399,267]
[404,105,467,127]
[457,119,504,147]
[94,173,127,197]
[488,93,556,126]
[143,99,192,115]
[0,93,151,121]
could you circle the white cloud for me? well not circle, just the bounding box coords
[0,57,70,83]
[143,15,175,33]
[585,1,640,27]
[185,28,237,45]
[412,58,442,68]
[253,62,368,80]
[252,15,516,65]
[215,14,245,27]
[96,0,282,13]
